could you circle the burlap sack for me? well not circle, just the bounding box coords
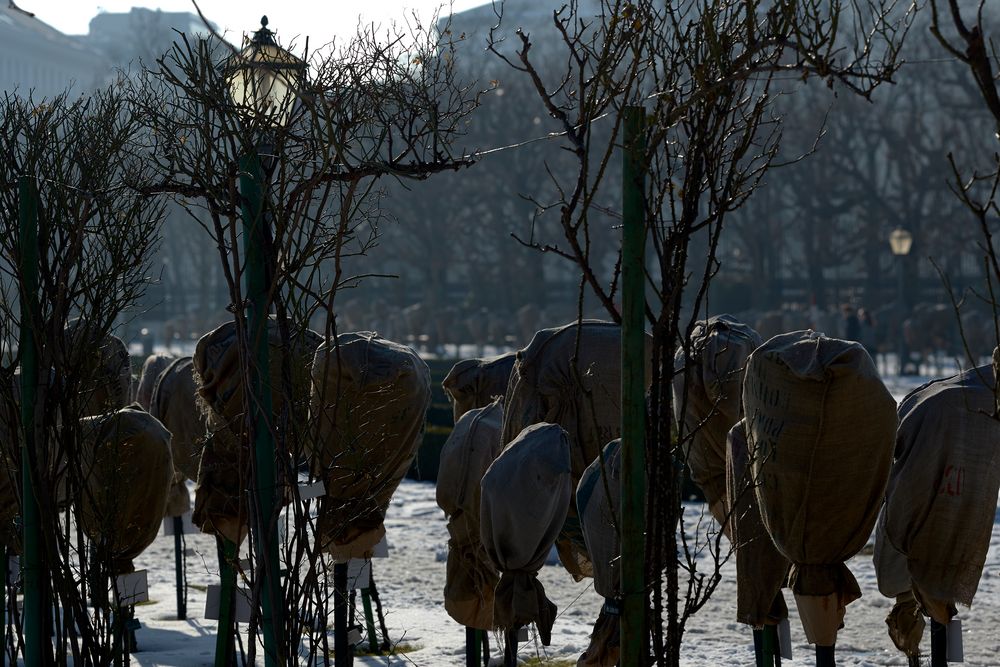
[191,320,322,543]
[875,363,1000,625]
[309,332,431,560]
[502,320,644,580]
[136,354,175,411]
[575,441,622,667]
[577,439,621,601]
[674,315,762,521]
[436,399,504,629]
[151,357,205,484]
[481,422,572,645]
[79,405,173,573]
[884,591,926,657]
[725,419,789,628]
[576,604,619,667]
[193,425,248,545]
[442,353,516,421]
[164,478,192,518]
[193,319,323,434]
[75,332,132,417]
[743,331,896,643]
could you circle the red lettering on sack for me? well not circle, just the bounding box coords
[938,465,964,497]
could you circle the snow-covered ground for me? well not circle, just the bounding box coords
[119,371,1000,666]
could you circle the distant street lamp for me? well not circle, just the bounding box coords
[224,16,307,667]
[889,226,913,374]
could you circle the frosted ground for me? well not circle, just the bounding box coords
[122,370,1000,666]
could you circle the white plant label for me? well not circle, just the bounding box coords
[778,618,793,660]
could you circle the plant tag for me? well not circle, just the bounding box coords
[517,627,529,642]
[347,627,363,645]
[299,479,325,500]
[204,585,252,623]
[184,548,196,557]
[778,618,792,660]
[162,512,195,535]
[116,570,149,606]
[239,558,251,571]
[372,535,389,558]
[947,619,964,662]
[346,559,371,590]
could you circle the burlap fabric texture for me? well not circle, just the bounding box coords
[442,352,516,421]
[674,314,762,522]
[575,440,622,667]
[875,363,1000,626]
[725,419,789,628]
[79,405,173,573]
[310,332,431,560]
[136,354,175,411]
[150,356,206,517]
[191,320,323,544]
[502,320,647,580]
[481,422,572,645]
[60,322,132,417]
[743,330,896,645]
[436,399,504,629]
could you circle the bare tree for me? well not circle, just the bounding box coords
[488,0,913,662]
[129,14,483,662]
[0,84,167,665]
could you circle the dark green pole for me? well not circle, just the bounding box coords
[239,152,281,666]
[360,589,379,654]
[18,175,45,667]
[620,106,647,666]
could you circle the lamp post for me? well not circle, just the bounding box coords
[889,227,913,374]
[224,17,307,667]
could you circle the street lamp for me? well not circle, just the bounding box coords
[226,16,307,128]
[889,226,913,374]
[223,17,306,667]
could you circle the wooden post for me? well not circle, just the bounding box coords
[815,644,835,667]
[173,516,186,620]
[465,627,478,667]
[214,538,237,667]
[930,619,946,667]
[503,626,520,667]
[333,562,351,667]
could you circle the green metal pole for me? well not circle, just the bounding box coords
[620,106,647,667]
[239,152,281,666]
[18,175,45,667]
[360,589,379,654]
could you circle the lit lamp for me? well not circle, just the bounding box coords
[888,226,913,374]
[225,16,307,129]
[219,16,307,667]
[888,227,913,257]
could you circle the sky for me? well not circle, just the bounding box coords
[29,0,492,42]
